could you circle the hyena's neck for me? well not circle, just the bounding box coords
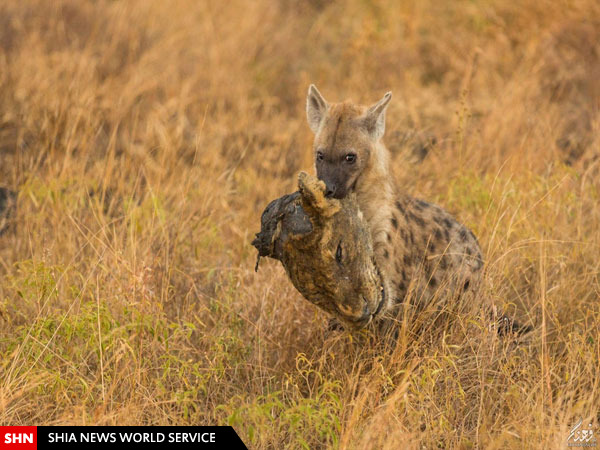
[356,141,396,256]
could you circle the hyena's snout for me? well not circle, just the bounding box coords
[317,165,346,199]
[324,181,337,198]
[320,173,347,199]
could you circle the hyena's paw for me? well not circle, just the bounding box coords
[489,305,533,336]
[496,315,533,336]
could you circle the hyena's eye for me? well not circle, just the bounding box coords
[345,153,356,163]
[336,242,343,264]
[316,151,324,162]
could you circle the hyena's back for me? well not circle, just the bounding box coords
[384,194,484,311]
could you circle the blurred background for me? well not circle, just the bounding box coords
[0,0,598,447]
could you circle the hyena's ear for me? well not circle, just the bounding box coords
[363,91,392,141]
[306,84,328,133]
[298,172,341,218]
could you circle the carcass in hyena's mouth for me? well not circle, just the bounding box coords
[252,172,386,330]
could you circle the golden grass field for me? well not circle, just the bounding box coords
[0,0,599,447]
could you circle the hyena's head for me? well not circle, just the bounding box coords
[306,85,392,199]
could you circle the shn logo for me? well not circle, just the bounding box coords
[3,433,34,444]
[568,417,597,447]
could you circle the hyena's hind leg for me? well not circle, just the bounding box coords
[495,313,533,336]
[489,304,533,337]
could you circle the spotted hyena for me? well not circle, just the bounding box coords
[305,85,484,319]
[253,172,486,330]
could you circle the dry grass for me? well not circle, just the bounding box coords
[0,0,599,447]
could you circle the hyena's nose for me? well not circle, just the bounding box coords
[324,182,336,198]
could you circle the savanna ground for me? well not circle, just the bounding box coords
[0,0,599,448]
